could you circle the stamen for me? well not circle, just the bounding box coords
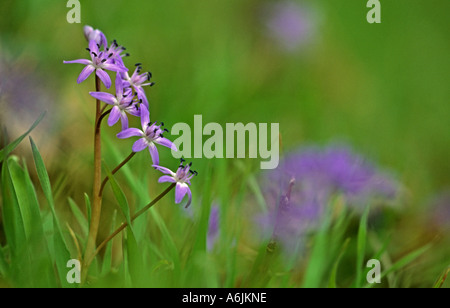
[135,63,142,67]
[86,48,91,52]
[150,82,155,87]
[92,52,98,57]
[101,59,107,63]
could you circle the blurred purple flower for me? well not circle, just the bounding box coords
[117,104,176,165]
[89,73,140,130]
[429,191,450,230]
[153,159,198,208]
[64,39,128,88]
[257,144,398,254]
[264,1,315,52]
[207,205,220,251]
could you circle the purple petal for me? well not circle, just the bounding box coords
[64,59,92,65]
[152,165,175,176]
[136,88,149,108]
[89,39,99,55]
[117,128,144,139]
[140,104,150,131]
[148,142,159,165]
[96,69,111,89]
[89,92,116,105]
[158,175,176,183]
[175,182,189,204]
[77,65,95,84]
[132,138,149,153]
[120,112,129,130]
[115,72,124,96]
[155,137,177,151]
[108,106,121,126]
[102,62,128,73]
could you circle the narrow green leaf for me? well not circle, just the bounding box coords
[100,210,117,276]
[1,158,27,256]
[328,238,351,288]
[68,197,88,238]
[103,163,131,224]
[433,267,450,288]
[355,205,370,287]
[29,137,71,287]
[0,112,45,163]
[84,193,92,227]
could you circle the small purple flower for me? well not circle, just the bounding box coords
[64,39,128,88]
[263,1,315,52]
[429,190,450,230]
[89,73,140,130]
[121,64,154,108]
[152,159,198,208]
[83,25,108,49]
[117,104,177,165]
[105,39,130,68]
[207,205,220,251]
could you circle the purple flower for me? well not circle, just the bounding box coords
[64,39,128,88]
[89,73,140,130]
[207,205,220,251]
[152,159,198,208]
[121,64,154,108]
[83,25,108,49]
[429,190,450,230]
[117,104,177,165]
[105,39,130,68]
[257,144,398,254]
[263,1,315,52]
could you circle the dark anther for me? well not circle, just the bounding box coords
[193,171,198,176]
[163,128,169,133]
[86,48,91,52]
[97,43,100,49]
[135,63,142,67]
[108,53,113,58]
[101,59,107,63]
[180,158,185,163]
[150,82,155,87]
[159,134,164,138]
[160,122,164,126]
[188,162,193,167]
[125,53,130,57]
[92,52,98,57]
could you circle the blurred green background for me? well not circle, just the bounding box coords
[0,0,449,287]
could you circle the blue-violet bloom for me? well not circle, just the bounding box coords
[121,64,154,108]
[116,104,177,165]
[152,159,197,208]
[89,73,140,130]
[64,39,128,88]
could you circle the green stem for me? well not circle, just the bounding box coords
[98,151,136,197]
[82,75,104,281]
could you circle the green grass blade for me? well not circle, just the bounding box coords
[84,193,92,227]
[103,163,131,225]
[355,205,370,287]
[29,137,71,287]
[68,197,88,239]
[100,210,117,276]
[1,158,27,257]
[433,267,450,288]
[328,238,351,288]
[0,112,45,163]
